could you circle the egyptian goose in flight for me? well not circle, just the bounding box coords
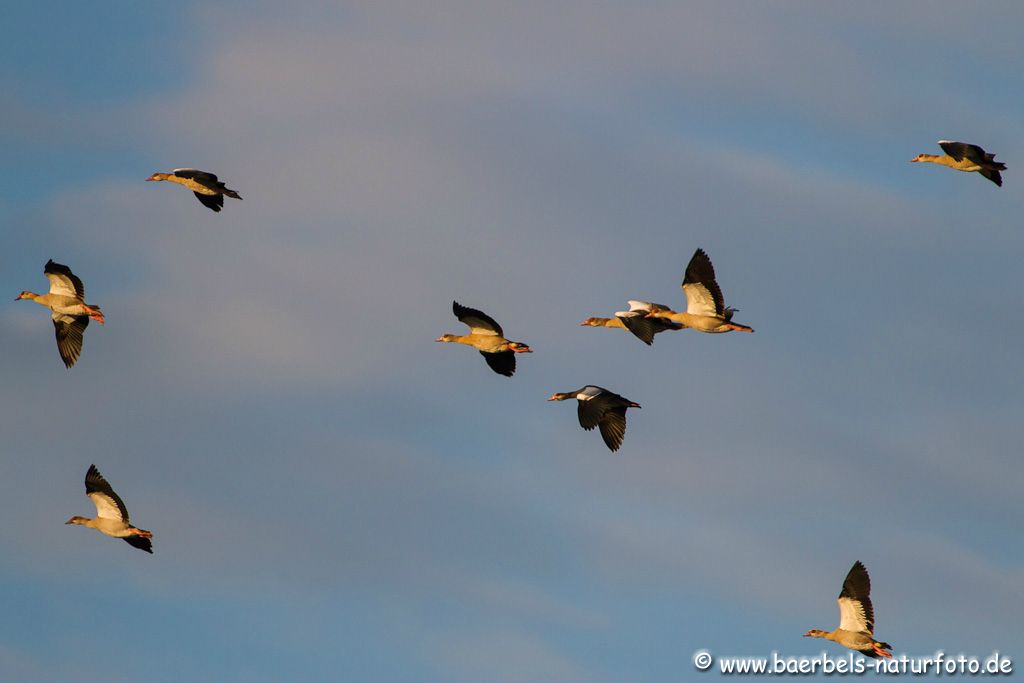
[580,301,683,345]
[15,260,104,368]
[66,465,153,553]
[911,141,1006,187]
[436,301,532,377]
[548,385,640,452]
[146,168,243,211]
[803,561,892,658]
[645,249,753,333]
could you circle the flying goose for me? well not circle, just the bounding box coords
[15,260,104,368]
[548,385,640,452]
[911,141,1006,187]
[803,561,892,658]
[580,301,683,345]
[66,465,153,553]
[436,301,532,377]
[645,249,754,333]
[146,168,243,211]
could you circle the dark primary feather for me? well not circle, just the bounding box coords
[123,535,154,554]
[453,301,504,336]
[44,260,85,299]
[619,314,678,345]
[194,192,224,212]
[683,248,725,315]
[53,315,89,368]
[480,350,515,377]
[979,168,1003,187]
[597,408,628,452]
[85,464,131,523]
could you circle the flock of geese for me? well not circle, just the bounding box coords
[17,138,1007,661]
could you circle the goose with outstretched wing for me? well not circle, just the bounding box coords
[15,260,105,368]
[911,141,1006,187]
[548,385,641,452]
[803,561,891,658]
[146,168,243,211]
[66,465,153,553]
[436,301,532,377]
[645,249,753,333]
[580,300,682,345]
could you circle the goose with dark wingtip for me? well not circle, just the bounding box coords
[911,141,1006,187]
[436,301,532,377]
[645,248,753,333]
[146,168,243,211]
[548,385,640,452]
[15,260,104,368]
[580,301,683,345]
[803,561,892,658]
[66,465,153,553]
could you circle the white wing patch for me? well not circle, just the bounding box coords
[683,282,718,316]
[837,596,870,634]
[577,386,602,400]
[88,491,126,521]
[45,272,79,298]
[464,321,500,336]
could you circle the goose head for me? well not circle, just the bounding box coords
[547,392,574,401]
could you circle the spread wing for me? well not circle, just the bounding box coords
[194,192,224,212]
[44,260,85,299]
[480,350,515,377]
[597,407,628,452]
[619,313,675,345]
[576,387,610,430]
[84,465,131,523]
[52,314,89,368]
[682,249,725,316]
[938,141,987,164]
[453,301,503,336]
[173,168,219,183]
[837,561,875,635]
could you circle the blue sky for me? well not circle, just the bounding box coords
[2,2,1023,681]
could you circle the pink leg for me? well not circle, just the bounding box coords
[84,306,105,324]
